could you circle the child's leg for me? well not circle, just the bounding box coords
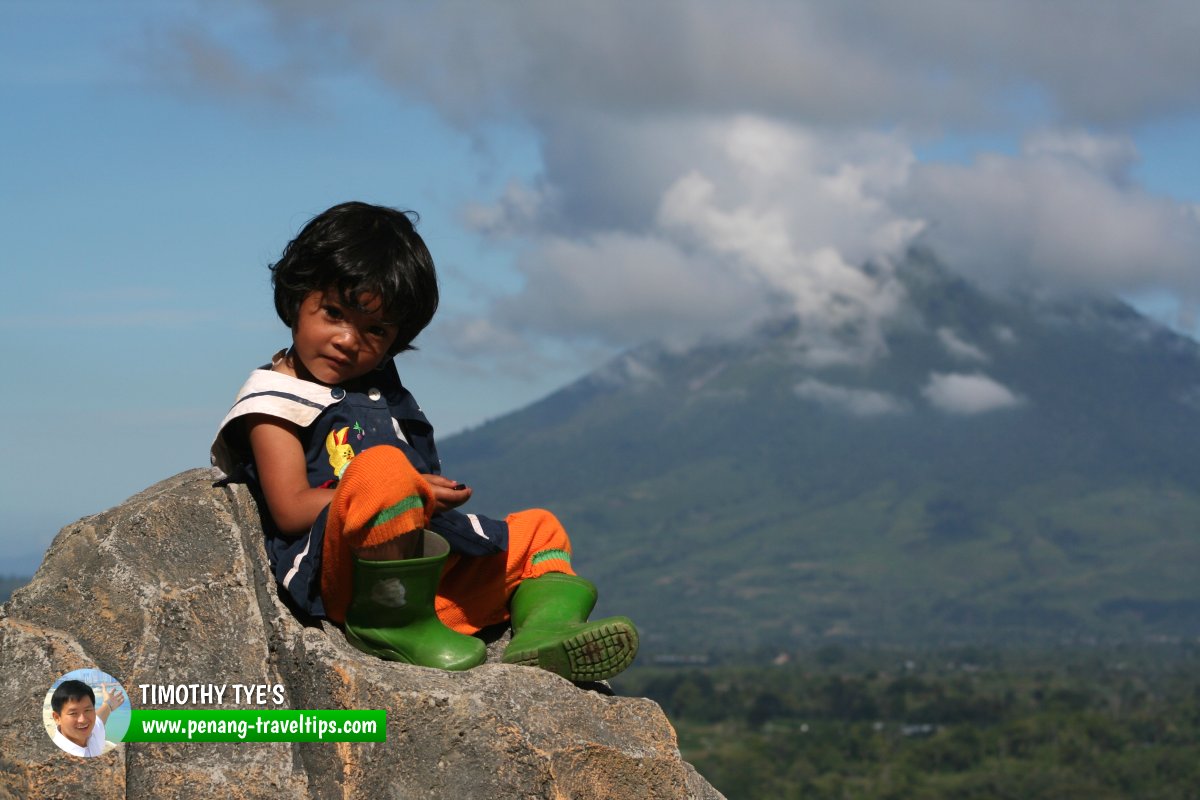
[320,445,435,624]
[435,508,576,634]
[321,445,486,669]
[437,509,638,681]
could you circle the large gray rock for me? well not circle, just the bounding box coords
[0,470,723,799]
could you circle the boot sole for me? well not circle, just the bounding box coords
[504,620,639,682]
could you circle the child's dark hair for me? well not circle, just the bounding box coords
[271,201,440,355]
[51,680,95,713]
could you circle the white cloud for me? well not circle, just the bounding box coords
[469,117,923,363]
[922,372,1025,415]
[489,231,763,346]
[462,180,550,238]
[463,122,1200,362]
[465,119,1200,360]
[465,125,1200,352]
[937,328,989,362]
[160,4,1200,359]
[143,24,303,108]
[992,325,1018,345]
[587,352,663,390]
[902,131,1200,298]
[795,379,907,417]
[230,2,1200,127]
[434,317,529,358]
[1022,130,1139,183]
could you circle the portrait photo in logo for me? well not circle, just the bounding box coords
[43,668,130,758]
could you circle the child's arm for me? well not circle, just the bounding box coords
[247,414,335,535]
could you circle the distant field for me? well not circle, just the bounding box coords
[613,643,1200,800]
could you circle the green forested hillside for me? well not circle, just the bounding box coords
[613,644,1200,800]
[441,252,1200,651]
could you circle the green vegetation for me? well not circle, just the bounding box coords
[442,256,1200,652]
[614,644,1200,799]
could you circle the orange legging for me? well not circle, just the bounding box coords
[320,446,575,631]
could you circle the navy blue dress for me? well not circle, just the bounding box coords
[212,355,508,617]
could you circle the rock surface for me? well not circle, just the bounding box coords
[0,469,724,799]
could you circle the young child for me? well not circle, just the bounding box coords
[211,201,638,681]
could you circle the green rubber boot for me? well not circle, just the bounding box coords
[502,573,639,682]
[344,531,486,671]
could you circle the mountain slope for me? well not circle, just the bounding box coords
[439,250,1200,653]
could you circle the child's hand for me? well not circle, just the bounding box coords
[423,474,472,514]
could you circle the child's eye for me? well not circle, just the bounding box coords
[368,325,388,337]
[323,305,345,320]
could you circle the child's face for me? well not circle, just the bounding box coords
[53,697,96,746]
[288,289,399,385]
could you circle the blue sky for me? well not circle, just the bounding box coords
[3,1,1199,574]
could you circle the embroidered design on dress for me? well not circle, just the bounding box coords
[326,426,357,478]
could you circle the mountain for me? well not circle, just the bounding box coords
[439,250,1200,654]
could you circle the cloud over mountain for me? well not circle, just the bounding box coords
[163,2,1200,361]
[239,1,1200,128]
[901,133,1200,297]
[922,372,1025,415]
[938,328,990,363]
[795,379,907,417]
